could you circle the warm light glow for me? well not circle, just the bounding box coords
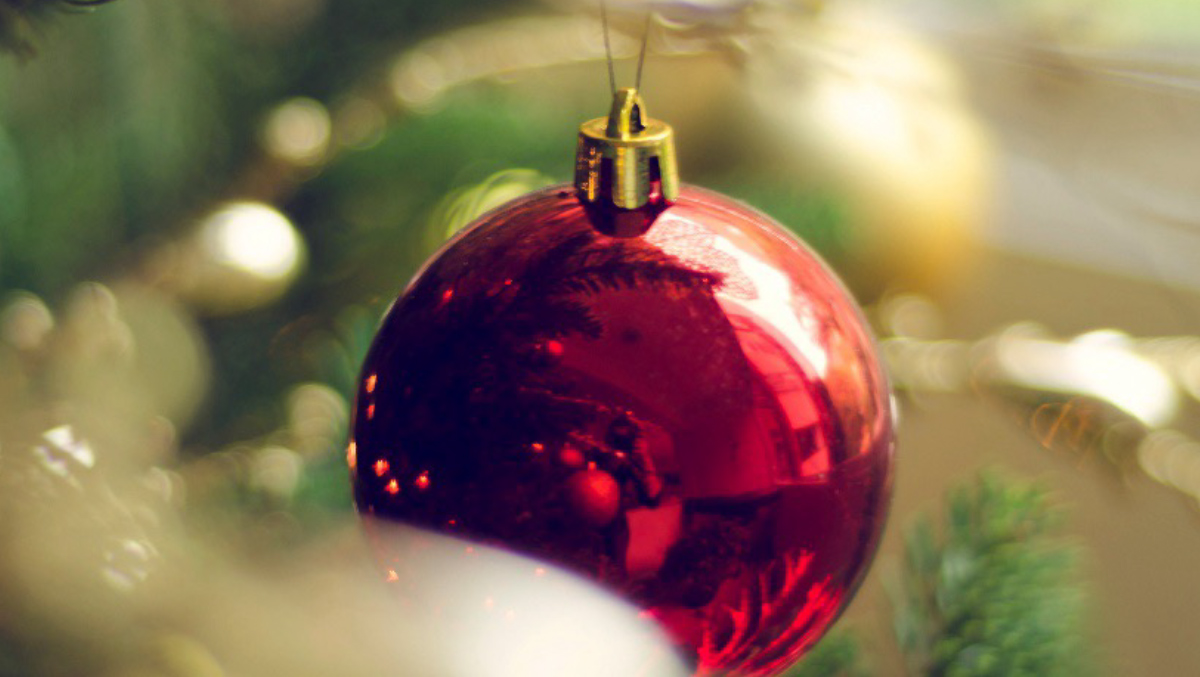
[811,78,910,166]
[365,373,378,394]
[202,202,304,282]
[559,447,584,468]
[374,459,390,477]
[263,97,332,166]
[386,479,400,495]
[347,441,357,470]
[391,50,448,110]
[994,333,1179,427]
[1139,430,1200,504]
[415,471,431,490]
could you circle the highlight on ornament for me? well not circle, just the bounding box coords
[349,83,895,675]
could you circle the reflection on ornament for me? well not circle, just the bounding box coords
[352,185,894,675]
[153,201,306,314]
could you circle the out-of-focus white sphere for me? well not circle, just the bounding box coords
[363,520,691,677]
[153,201,306,315]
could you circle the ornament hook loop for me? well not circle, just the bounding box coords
[575,87,679,237]
[605,88,647,139]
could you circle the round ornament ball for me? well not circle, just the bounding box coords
[351,181,894,675]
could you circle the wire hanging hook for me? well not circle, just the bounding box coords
[635,11,652,92]
[601,0,617,95]
[600,1,654,95]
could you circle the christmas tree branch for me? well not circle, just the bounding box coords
[782,473,1094,677]
[0,0,113,57]
[890,473,1092,677]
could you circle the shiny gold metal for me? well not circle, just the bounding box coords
[575,88,679,211]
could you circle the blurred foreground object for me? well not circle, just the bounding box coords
[361,521,689,677]
[0,289,684,676]
[0,283,210,437]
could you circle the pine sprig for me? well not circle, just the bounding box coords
[0,0,114,57]
[891,474,1092,677]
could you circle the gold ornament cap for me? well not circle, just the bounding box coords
[575,88,679,237]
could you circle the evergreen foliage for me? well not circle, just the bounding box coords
[0,0,112,57]
[891,474,1092,677]
[782,473,1092,677]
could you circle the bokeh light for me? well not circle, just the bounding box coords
[263,98,333,167]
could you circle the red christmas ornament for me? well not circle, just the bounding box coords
[351,89,894,676]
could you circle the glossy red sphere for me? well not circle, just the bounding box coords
[351,186,894,675]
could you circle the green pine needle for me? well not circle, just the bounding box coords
[891,473,1093,677]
